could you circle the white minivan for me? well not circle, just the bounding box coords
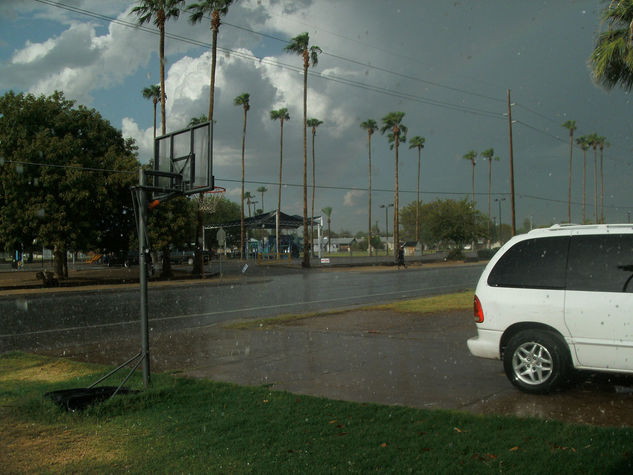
[467,224,633,393]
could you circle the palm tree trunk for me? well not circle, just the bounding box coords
[600,149,605,223]
[583,150,586,223]
[310,129,316,255]
[368,133,372,257]
[277,120,284,260]
[487,160,492,244]
[240,106,247,260]
[394,137,399,265]
[209,11,220,121]
[159,19,166,136]
[568,133,573,222]
[152,98,157,139]
[302,62,310,268]
[416,149,421,243]
[594,148,598,223]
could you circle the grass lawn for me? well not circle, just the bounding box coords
[2,351,633,473]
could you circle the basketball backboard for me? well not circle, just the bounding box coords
[152,121,213,196]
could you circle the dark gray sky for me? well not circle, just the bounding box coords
[1,0,631,232]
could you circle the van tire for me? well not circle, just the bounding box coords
[503,330,570,394]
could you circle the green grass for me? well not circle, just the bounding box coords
[227,290,474,329]
[2,352,633,473]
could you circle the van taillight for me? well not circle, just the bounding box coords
[473,295,484,323]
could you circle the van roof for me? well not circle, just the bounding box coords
[526,223,633,237]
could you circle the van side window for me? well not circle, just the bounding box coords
[567,234,633,293]
[487,236,569,289]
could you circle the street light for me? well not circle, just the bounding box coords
[380,204,394,256]
[495,197,506,244]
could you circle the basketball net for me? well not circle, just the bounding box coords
[198,189,224,215]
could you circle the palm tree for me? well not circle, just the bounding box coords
[587,133,600,223]
[408,136,425,243]
[234,93,250,259]
[380,112,407,265]
[142,84,161,138]
[321,206,333,253]
[480,148,499,241]
[188,0,234,121]
[284,32,322,268]
[463,150,477,206]
[576,135,591,223]
[187,114,209,127]
[131,0,184,136]
[270,108,290,260]
[360,119,378,256]
[590,1,633,92]
[244,191,254,217]
[562,120,577,223]
[306,118,323,253]
[597,136,609,223]
[257,186,268,212]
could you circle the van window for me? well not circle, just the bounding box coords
[566,234,633,293]
[487,236,569,289]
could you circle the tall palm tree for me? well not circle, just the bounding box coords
[576,135,591,223]
[597,136,609,223]
[562,120,577,222]
[360,119,378,256]
[480,148,499,241]
[408,136,425,243]
[270,107,290,260]
[321,206,333,253]
[132,0,184,136]
[463,150,477,206]
[257,186,268,212]
[188,0,234,121]
[380,112,407,265]
[587,133,600,223]
[142,84,161,138]
[234,93,250,259]
[306,118,323,252]
[244,191,254,217]
[284,32,322,268]
[591,1,633,92]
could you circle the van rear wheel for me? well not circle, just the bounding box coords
[503,330,570,394]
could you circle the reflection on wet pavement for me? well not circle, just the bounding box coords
[34,310,633,427]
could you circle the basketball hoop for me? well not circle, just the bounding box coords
[198,186,225,214]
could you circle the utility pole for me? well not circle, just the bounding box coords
[507,89,517,236]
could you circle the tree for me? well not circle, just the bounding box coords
[408,136,425,243]
[306,117,323,253]
[321,206,333,253]
[597,136,609,223]
[187,115,209,127]
[587,133,600,223]
[562,120,577,222]
[257,186,268,213]
[188,0,234,121]
[462,150,477,206]
[425,198,487,249]
[270,107,290,260]
[142,84,161,139]
[0,91,139,278]
[479,148,499,240]
[576,135,591,223]
[234,93,250,259]
[244,191,254,218]
[131,0,184,136]
[360,119,377,257]
[284,32,322,268]
[590,1,633,92]
[380,112,407,265]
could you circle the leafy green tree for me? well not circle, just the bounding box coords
[399,201,433,246]
[202,196,240,249]
[360,119,377,256]
[131,0,184,135]
[380,111,407,265]
[590,1,633,91]
[234,93,250,259]
[0,91,139,278]
[188,0,234,121]
[285,32,322,268]
[142,84,161,138]
[408,136,425,242]
[561,120,576,222]
[270,107,289,259]
[306,117,323,252]
[425,198,487,249]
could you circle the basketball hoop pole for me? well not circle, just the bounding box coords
[138,169,151,388]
